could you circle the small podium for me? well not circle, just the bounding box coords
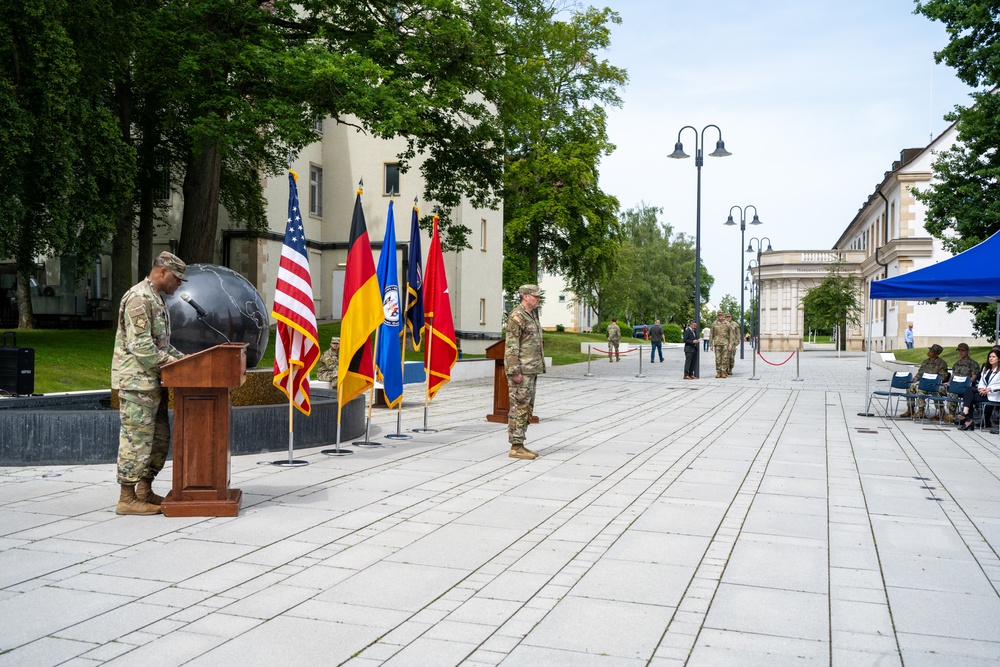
[485,340,539,425]
[160,343,247,517]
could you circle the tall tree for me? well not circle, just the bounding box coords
[913,0,1000,339]
[501,5,627,295]
[0,0,134,328]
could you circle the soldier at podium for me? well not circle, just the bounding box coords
[111,252,187,516]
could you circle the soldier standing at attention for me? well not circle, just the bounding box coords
[111,252,187,515]
[726,314,739,375]
[710,311,732,378]
[316,337,340,386]
[505,284,545,460]
[606,317,621,362]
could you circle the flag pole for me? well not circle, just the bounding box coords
[272,369,308,466]
[387,273,413,441]
[413,317,436,432]
[323,384,354,456]
[354,328,385,448]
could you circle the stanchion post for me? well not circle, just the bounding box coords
[750,346,760,381]
[584,343,594,377]
[635,344,646,378]
[792,349,804,382]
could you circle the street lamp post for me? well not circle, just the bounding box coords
[668,125,732,378]
[746,237,772,380]
[724,205,761,360]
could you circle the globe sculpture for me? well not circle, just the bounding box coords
[165,264,269,368]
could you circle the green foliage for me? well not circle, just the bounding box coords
[663,323,683,344]
[598,203,713,325]
[555,323,565,332]
[912,3,1000,341]
[501,5,626,295]
[717,294,739,317]
[803,262,863,333]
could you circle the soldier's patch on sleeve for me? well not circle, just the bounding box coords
[133,316,148,332]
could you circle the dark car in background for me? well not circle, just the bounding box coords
[631,324,649,339]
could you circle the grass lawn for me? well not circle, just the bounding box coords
[893,345,994,367]
[8,326,631,394]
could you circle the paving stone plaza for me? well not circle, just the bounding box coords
[2,347,999,666]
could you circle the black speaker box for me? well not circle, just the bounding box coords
[0,332,34,395]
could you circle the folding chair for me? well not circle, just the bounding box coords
[914,373,941,422]
[928,375,969,423]
[867,371,912,418]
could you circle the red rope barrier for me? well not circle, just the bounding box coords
[591,346,640,355]
[756,350,796,366]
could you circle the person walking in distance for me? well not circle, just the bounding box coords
[505,285,545,460]
[710,311,733,378]
[702,324,711,352]
[111,252,187,515]
[683,320,698,379]
[649,319,664,363]
[904,324,914,349]
[606,317,621,362]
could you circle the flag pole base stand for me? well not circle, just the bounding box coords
[634,373,646,379]
[353,440,392,449]
[272,459,309,467]
[412,428,438,433]
[321,447,354,457]
[583,372,594,377]
[749,376,760,381]
[385,433,412,440]
[792,377,804,382]
[858,412,876,417]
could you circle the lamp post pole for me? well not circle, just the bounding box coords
[747,237,772,381]
[669,125,731,378]
[725,205,761,360]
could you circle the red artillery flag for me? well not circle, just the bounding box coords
[272,170,320,415]
[338,183,382,416]
[422,215,457,401]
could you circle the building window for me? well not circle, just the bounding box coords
[479,298,486,325]
[384,163,400,196]
[313,119,323,134]
[309,165,323,216]
[154,154,171,202]
[558,295,566,303]
[480,219,487,251]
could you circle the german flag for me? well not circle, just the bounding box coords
[422,215,458,401]
[338,184,382,419]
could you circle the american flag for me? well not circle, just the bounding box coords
[272,170,320,415]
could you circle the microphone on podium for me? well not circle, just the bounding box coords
[179,292,232,344]
[180,292,208,319]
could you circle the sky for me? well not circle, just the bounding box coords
[597,0,976,311]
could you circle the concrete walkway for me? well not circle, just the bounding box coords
[2,346,999,666]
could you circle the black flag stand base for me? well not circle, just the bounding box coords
[273,433,309,467]
[354,415,391,449]
[322,423,354,456]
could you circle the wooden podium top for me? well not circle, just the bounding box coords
[162,343,248,389]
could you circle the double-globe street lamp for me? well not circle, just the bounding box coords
[724,205,761,360]
[668,125,732,378]
[746,237,772,381]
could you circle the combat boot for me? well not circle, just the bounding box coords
[521,445,539,458]
[914,409,925,420]
[899,409,913,418]
[116,484,161,516]
[943,414,953,424]
[509,446,537,460]
[136,478,164,505]
[929,414,941,423]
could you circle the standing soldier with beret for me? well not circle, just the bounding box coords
[111,251,187,515]
[505,284,545,460]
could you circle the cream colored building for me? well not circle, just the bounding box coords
[752,122,982,352]
[537,272,597,332]
[193,121,504,355]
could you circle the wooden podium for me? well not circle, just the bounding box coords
[160,343,247,517]
[485,340,539,424]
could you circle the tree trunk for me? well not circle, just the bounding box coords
[16,265,33,330]
[111,76,133,309]
[137,124,158,273]
[178,141,222,264]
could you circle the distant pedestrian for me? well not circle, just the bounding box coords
[606,317,621,362]
[683,320,698,379]
[505,284,545,460]
[702,325,711,351]
[648,319,664,362]
[904,324,914,349]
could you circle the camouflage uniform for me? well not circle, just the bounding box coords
[947,356,980,418]
[904,355,950,414]
[112,278,184,485]
[316,339,339,385]
[726,317,739,374]
[505,301,545,448]
[710,315,732,377]
[606,321,621,361]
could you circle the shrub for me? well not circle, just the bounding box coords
[664,323,683,343]
[593,321,606,334]
[555,323,565,332]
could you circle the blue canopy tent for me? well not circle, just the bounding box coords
[863,231,1000,415]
